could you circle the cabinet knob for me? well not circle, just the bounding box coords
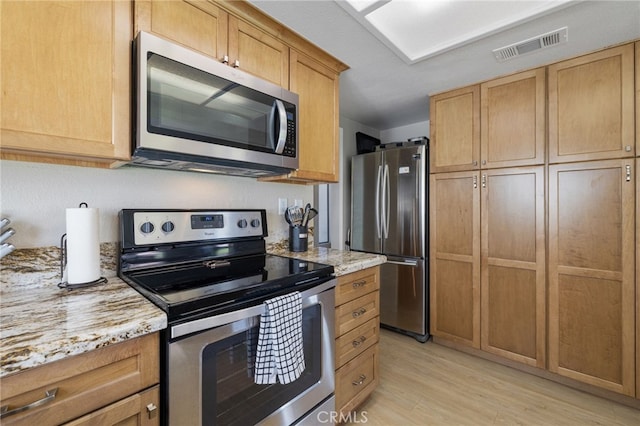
[222,55,229,64]
[146,403,158,419]
[233,59,240,68]
[625,145,632,152]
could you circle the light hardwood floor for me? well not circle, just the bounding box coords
[345,329,640,425]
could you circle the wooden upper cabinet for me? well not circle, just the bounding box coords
[480,69,545,168]
[134,0,289,87]
[0,0,131,165]
[227,15,289,87]
[429,171,480,348]
[636,42,640,158]
[430,85,480,173]
[263,50,341,184]
[548,43,635,163]
[548,159,635,396]
[480,167,545,368]
[134,0,227,60]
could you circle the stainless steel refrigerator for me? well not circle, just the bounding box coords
[350,142,429,342]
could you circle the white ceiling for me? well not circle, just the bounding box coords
[248,0,640,131]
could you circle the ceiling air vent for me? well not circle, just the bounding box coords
[493,27,568,62]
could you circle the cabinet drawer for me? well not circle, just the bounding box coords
[335,291,379,337]
[335,317,379,368]
[64,385,160,426]
[335,267,379,306]
[0,333,159,426]
[335,345,379,414]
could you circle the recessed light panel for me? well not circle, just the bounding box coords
[339,0,573,64]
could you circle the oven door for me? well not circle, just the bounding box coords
[167,280,335,426]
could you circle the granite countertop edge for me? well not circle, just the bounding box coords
[0,243,385,378]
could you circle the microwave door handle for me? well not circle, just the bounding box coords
[273,99,287,154]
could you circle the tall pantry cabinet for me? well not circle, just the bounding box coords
[430,68,546,368]
[430,40,638,398]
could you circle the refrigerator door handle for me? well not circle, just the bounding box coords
[386,259,419,266]
[375,164,382,239]
[384,163,390,238]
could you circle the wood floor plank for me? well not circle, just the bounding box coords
[345,329,640,425]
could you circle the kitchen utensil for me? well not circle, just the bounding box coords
[304,208,318,227]
[0,243,15,258]
[0,228,15,244]
[301,203,311,228]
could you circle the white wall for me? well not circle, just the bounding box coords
[380,120,429,144]
[0,160,312,249]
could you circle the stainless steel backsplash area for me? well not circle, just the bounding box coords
[0,160,312,250]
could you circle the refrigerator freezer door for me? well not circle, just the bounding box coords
[379,258,427,338]
[382,145,425,258]
[351,152,384,254]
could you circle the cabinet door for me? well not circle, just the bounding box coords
[548,44,635,163]
[285,49,340,183]
[549,160,635,396]
[480,69,545,168]
[134,0,227,60]
[637,158,640,399]
[429,171,480,348]
[480,167,545,368]
[227,15,289,87]
[430,85,480,173]
[1,1,131,163]
[636,42,640,158]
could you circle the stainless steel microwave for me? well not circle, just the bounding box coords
[131,31,299,177]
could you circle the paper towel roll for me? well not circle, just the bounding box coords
[66,207,101,284]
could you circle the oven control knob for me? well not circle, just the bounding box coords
[251,219,261,228]
[237,219,248,228]
[140,221,154,234]
[161,221,175,233]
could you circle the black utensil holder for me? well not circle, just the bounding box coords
[289,225,308,252]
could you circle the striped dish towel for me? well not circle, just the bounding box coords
[254,292,305,384]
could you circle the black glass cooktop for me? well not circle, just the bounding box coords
[120,254,334,322]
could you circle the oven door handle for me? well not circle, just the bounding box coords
[170,278,336,339]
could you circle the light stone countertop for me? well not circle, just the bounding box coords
[0,244,167,378]
[0,242,385,378]
[267,243,387,276]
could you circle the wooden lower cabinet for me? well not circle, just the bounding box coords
[0,333,160,425]
[429,171,481,348]
[637,157,640,400]
[334,267,380,415]
[549,160,635,396]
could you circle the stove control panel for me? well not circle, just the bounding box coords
[129,210,266,246]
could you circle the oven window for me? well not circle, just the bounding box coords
[201,304,322,425]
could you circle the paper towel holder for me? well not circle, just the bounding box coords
[58,203,108,290]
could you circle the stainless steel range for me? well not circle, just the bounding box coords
[118,209,336,426]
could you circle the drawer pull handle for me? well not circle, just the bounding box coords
[352,336,367,347]
[352,374,367,386]
[0,388,58,419]
[352,308,367,318]
[352,280,366,288]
